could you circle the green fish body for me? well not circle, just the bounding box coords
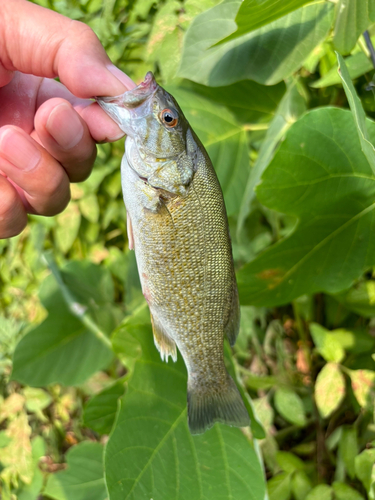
[96,73,249,434]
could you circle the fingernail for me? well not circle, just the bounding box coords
[0,128,41,171]
[107,64,137,90]
[46,103,84,150]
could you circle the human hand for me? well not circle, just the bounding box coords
[0,0,136,238]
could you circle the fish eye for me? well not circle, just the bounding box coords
[160,108,178,127]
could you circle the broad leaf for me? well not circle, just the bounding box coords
[332,482,365,500]
[309,323,345,363]
[315,363,345,418]
[54,201,81,254]
[339,426,357,479]
[105,324,266,500]
[169,85,250,215]
[292,471,313,500]
[333,0,374,55]
[276,451,304,473]
[311,52,373,89]
[218,0,313,44]
[12,261,114,387]
[355,449,375,496]
[43,442,106,500]
[182,79,286,124]
[274,388,306,427]
[348,369,375,407]
[333,281,375,317]
[267,472,292,500]
[337,52,375,176]
[306,485,333,500]
[179,1,334,86]
[83,380,125,435]
[237,82,306,238]
[237,108,375,307]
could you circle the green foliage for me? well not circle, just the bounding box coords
[2,0,375,499]
[179,1,334,86]
[43,442,106,500]
[106,322,265,500]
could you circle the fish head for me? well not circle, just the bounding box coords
[96,72,188,159]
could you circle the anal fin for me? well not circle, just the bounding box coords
[150,313,177,363]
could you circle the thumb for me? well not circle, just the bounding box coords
[0,0,135,97]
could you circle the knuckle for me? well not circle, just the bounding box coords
[69,21,99,45]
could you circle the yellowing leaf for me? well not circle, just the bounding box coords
[0,394,25,423]
[315,363,345,418]
[348,369,375,407]
[0,413,33,485]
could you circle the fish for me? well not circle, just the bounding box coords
[96,72,250,435]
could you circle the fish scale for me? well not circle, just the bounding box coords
[96,72,250,434]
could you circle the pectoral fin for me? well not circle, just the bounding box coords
[127,212,134,250]
[150,313,177,363]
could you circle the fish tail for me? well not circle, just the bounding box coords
[187,373,250,435]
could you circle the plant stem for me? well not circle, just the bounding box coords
[364,31,375,69]
[43,252,112,350]
[292,300,311,371]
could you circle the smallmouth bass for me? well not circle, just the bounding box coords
[96,73,249,434]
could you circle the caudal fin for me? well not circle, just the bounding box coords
[187,374,250,435]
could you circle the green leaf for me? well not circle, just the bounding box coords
[12,261,114,387]
[311,51,373,88]
[338,426,357,479]
[276,451,305,473]
[337,52,375,176]
[183,79,286,124]
[54,201,81,254]
[253,395,274,431]
[218,0,313,44]
[309,323,345,363]
[355,449,375,495]
[43,442,106,500]
[168,85,250,215]
[274,388,307,427]
[291,471,313,500]
[237,108,375,307]
[23,388,52,413]
[79,194,100,223]
[105,324,266,500]
[333,0,374,55]
[267,472,292,500]
[327,327,375,354]
[237,82,306,238]
[83,380,125,435]
[179,2,334,86]
[306,484,333,500]
[333,281,375,317]
[332,482,365,500]
[146,1,183,82]
[315,363,345,418]
[348,369,375,407]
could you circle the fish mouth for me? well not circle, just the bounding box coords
[96,72,157,105]
[95,72,158,133]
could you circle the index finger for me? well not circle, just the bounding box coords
[0,0,136,97]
